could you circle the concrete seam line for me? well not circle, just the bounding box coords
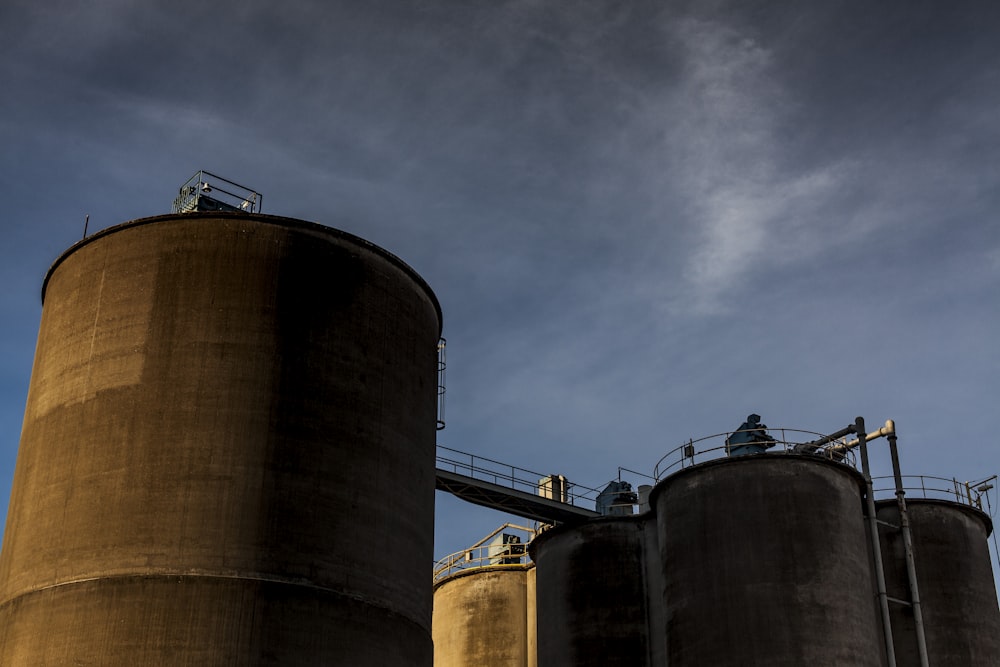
[0,572,428,625]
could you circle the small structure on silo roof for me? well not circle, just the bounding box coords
[171,170,262,214]
[595,480,638,516]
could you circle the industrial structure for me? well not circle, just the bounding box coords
[0,201,442,663]
[433,423,1000,667]
[0,175,997,665]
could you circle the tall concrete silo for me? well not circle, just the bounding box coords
[652,455,885,667]
[0,213,442,664]
[530,516,654,666]
[876,499,1000,665]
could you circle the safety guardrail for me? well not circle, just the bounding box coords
[873,474,997,512]
[433,523,537,582]
[171,170,261,214]
[436,445,604,508]
[653,428,859,481]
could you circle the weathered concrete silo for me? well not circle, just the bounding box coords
[530,517,654,666]
[0,213,442,664]
[876,499,1000,665]
[433,566,535,667]
[652,455,885,667]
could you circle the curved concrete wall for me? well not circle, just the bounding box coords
[0,214,442,664]
[876,499,1000,665]
[530,517,651,666]
[652,456,883,667]
[433,566,532,666]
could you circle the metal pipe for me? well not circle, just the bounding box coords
[858,416,897,667]
[794,426,854,452]
[889,429,930,667]
[827,419,896,453]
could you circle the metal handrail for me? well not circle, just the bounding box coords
[171,170,262,214]
[436,445,604,507]
[653,427,859,481]
[873,474,997,511]
[433,544,532,582]
[433,523,537,582]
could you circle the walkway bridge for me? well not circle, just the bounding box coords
[435,445,601,524]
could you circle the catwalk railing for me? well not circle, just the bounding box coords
[436,445,604,509]
[433,523,537,582]
[873,474,997,511]
[653,427,860,481]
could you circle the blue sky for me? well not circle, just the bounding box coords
[2,1,999,584]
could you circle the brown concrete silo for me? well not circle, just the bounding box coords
[433,566,534,667]
[651,455,885,667]
[0,213,442,664]
[529,517,653,667]
[876,499,1000,665]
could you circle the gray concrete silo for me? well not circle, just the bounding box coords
[530,517,654,667]
[433,566,535,667]
[0,213,442,664]
[652,455,885,667]
[876,499,1000,665]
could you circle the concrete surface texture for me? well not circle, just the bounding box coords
[522,456,888,667]
[877,499,1000,665]
[526,564,537,667]
[530,517,652,667]
[451,455,1000,666]
[0,214,442,665]
[653,456,885,666]
[433,566,534,667]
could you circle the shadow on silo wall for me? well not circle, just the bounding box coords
[530,516,651,667]
[0,214,441,665]
[652,455,884,667]
[876,499,1000,665]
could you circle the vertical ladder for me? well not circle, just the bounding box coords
[436,338,446,431]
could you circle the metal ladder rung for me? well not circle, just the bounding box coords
[887,596,912,607]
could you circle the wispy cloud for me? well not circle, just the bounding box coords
[659,17,856,313]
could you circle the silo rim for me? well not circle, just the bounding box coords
[646,452,867,511]
[433,563,534,591]
[526,513,647,561]
[40,212,443,336]
[874,497,994,536]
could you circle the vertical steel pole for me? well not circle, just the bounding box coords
[888,429,930,667]
[858,416,897,667]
